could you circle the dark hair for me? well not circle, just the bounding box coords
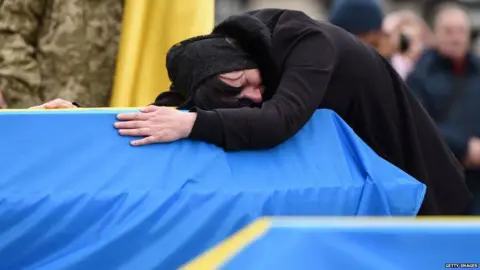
[192,76,260,110]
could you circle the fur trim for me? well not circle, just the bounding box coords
[213,14,279,99]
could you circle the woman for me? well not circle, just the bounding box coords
[34,9,471,215]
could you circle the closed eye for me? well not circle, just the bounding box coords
[219,72,246,88]
[219,71,244,80]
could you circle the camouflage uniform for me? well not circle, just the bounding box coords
[0,0,123,108]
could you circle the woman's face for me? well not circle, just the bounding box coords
[218,69,263,103]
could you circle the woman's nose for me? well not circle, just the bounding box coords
[241,86,263,103]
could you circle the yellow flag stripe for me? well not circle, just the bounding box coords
[110,0,215,107]
[180,218,272,269]
[109,0,150,107]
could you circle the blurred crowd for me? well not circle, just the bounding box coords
[326,0,480,214]
[0,0,479,213]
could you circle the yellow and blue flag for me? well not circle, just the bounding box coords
[110,0,215,107]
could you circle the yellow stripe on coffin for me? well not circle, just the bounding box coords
[180,218,272,270]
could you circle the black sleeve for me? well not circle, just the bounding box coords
[188,31,337,151]
[72,101,82,107]
[151,91,186,107]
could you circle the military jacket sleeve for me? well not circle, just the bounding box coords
[0,0,44,108]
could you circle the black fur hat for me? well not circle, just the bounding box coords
[213,13,279,101]
[154,13,278,109]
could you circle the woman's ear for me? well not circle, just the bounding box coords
[152,87,186,107]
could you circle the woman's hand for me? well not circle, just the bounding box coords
[29,99,77,109]
[114,106,197,146]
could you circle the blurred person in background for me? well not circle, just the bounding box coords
[406,2,480,214]
[384,10,435,80]
[328,0,398,59]
[0,1,123,108]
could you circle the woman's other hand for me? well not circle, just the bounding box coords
[29,99,77,109]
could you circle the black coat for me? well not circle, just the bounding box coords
[407,50,480,160]
[407,49,480,210]
[184,9,472,215]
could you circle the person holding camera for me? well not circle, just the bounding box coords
[384,10,435,80]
